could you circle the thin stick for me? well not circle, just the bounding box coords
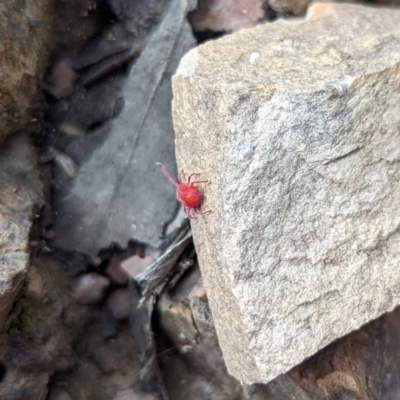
[156,163,179,188]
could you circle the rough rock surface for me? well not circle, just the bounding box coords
[52,0,197,255]
[0,256,85,400]
[172,2,400,384]
[0,134,43,330]
[0,0,54,143]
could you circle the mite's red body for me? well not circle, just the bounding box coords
[156,162,212,221]
[178,184,202,208]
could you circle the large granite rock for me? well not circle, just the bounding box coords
[172,2,400,384]
[0,134,43,330]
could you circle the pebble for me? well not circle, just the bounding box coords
[190,0,264,32]
[120,255,154,279]
[45,58,77,99]
[48,388,74,400]
[25,265,44,300]
[73,273,110,304]
[105,252,128,285]
[107,288,130,321]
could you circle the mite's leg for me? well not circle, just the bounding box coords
[191,180,209,185]
[187,173,201,184]
[183,206,197,221]
[194,208,212,215]
[187,207,198,221]
[178,170,185,184]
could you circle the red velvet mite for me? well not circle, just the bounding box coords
[156,162,212,221]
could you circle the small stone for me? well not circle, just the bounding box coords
[179,344,192,354]
[91,256,102,267]
[316,370,360,397]
[44,59,77,99]
[105,252,128,285]
[53,149,79,179]
[190,0,265,32]
[25,265,44,300]
[120,255,154,279]
[268,0,312,15]
[73,273,110,304]
[107,288,130,320]
[58,123,85,138]
[48,388,74,400]
[41,246,52,253]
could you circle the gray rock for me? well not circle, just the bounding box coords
[48,388,74,400]
[172,2,400,384]
[0,134,43,330]
[52,0,197,255]
[44,59,77,99]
